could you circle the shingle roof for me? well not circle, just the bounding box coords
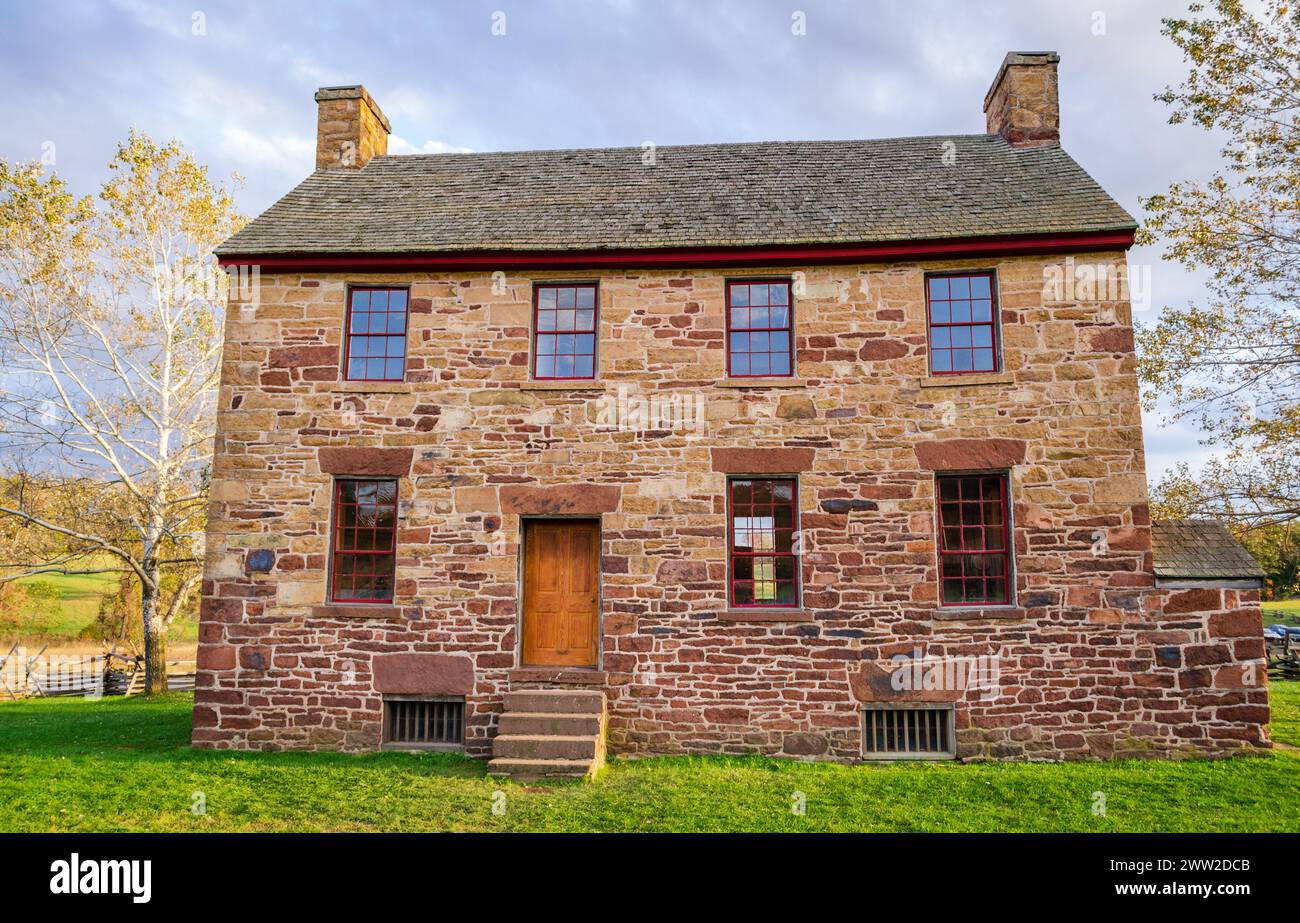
[1151,520,1265,581]
[216,134,1136,256]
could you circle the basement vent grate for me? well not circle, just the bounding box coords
[862,705,955,759]
[384,696,465,749]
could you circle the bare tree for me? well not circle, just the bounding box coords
[0,132,244,691]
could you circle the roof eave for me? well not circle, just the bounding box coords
[215,227,1137,271]
[1154,573,1265,589]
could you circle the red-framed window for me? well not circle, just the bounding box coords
[936,474,1011,606]
[533,283,597,379]
[344,287,409,381]
[728,478,799,607]
[330,478,398,603]
[926,272,998,375]
[726,280,793,377]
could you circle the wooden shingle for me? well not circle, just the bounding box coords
[1151,520,1264,581]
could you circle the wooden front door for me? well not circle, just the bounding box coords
[522,519,600,667]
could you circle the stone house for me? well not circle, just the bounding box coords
[196,52,1271,776]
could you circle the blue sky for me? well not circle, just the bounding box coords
[0,0,1226,480]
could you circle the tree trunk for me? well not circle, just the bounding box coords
[141,576,168,694]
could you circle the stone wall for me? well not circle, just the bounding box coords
[192,253,1271,759]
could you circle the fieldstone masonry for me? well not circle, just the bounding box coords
[193,254,1271,760]
[984,52,1061,148]
[314,85,390,170]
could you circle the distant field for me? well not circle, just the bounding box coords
[1262,600,1300,627]
[1,560,196,651]
[5,567,121,638]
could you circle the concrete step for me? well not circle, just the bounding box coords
[487,757,595,780]
[493,734,599,761]
[499,712,602,736]
[503,689,605,714]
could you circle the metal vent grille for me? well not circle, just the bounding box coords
[384,697,464,748]
[862,706,955,759]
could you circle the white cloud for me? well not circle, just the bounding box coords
[218,123,314,176]
[1141,408,1217,482]
[381,86,435,123]
[388,135,474,156]
[107,0,190,39]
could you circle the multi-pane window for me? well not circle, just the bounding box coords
[729,478,798,607]
[727,280,793,377]
[926,272,998,375]
[345,287,409,381]
[533,283,597,379]
[936,474,1011,605]
[331,479,398,603]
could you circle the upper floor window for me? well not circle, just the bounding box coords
[533,283,597,379]
[345,287,409,381]
[936,473,1010,606]
[728,477,799,607]
[926,272,998,375]
[331,478,398,603]
[727,280,793,377]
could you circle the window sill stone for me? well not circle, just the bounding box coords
[325,381,413,394]
[716,608,815,622]
[918,372,1013,389]
[518,380,605,392]
[717,377,805,389]
[310,603,404,620]
[931,606,1027,621]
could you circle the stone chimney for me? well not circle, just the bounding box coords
[983,52,1060,147]
[314,85,391,170]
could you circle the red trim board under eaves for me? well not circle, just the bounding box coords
[216,229,1137,272]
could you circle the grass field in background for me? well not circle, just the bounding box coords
[5,568,121,638]
[1,560,197,651]
[1262,600,1300,627]
[0,687,1296,833]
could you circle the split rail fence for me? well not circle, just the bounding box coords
[0,645,196,699]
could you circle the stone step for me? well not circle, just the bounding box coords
[503,689,605,714]
[498,712,602,736]
[486,757,595,780]
[492,734,599,761]
[490,688,607,780]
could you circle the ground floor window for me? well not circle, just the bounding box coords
[728,477,798,607]
[330,478,398,603]
[936,473,1011,605]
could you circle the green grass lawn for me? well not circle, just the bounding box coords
[1271,678,1300,748]
[1,689,1298,833]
